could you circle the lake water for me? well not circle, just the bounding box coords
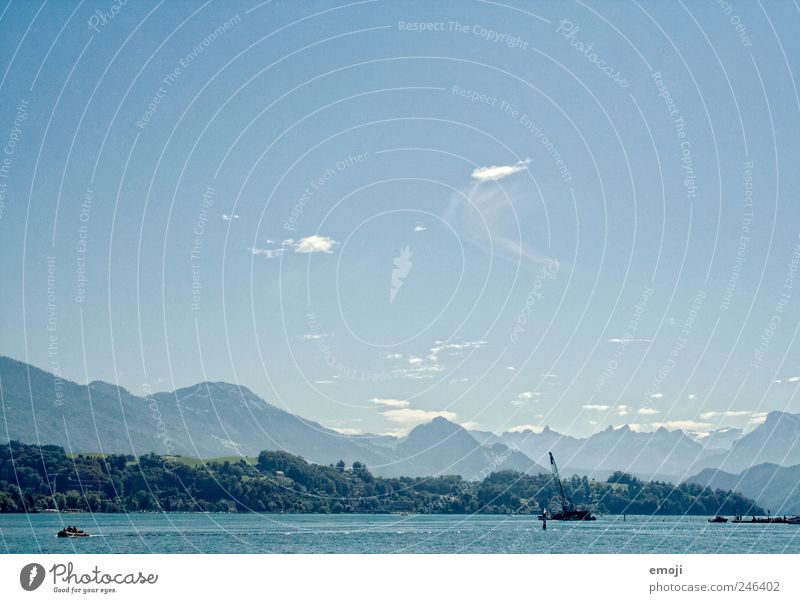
[2,513,799,554]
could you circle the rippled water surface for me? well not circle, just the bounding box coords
[2,513,799,554]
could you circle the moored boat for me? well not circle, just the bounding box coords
[57,526,90,538]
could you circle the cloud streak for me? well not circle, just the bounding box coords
[471,159,531,181]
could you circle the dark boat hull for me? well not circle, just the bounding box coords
[538,510,596,521]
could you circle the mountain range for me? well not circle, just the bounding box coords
[0,356,543,479]
[1,356,799,511]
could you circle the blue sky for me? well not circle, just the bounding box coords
[1,0,799,438]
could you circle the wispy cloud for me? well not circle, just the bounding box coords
[510,390,541,406]
[649,393,664,399]
[748,412,768,425]
[582,404,610,411]
[250,235,337,258]
[248,247,284,258]
[637,407,661,415]
[388,339,487,380]
[413,224,427,232]
[506,424,543,433]
[471,159,531,181]
[608,337,652,343]
[699,410,755,419]
[314,380,336,385]
[369,398,410,408]
[222,213,240,221]
[329,426,362,435]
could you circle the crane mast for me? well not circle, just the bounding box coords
[549,451,574,514]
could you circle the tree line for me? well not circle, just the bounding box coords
[0,441,763,516]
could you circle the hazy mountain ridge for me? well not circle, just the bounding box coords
[686,463,800,514]
[0,357,542,478]
[2,357,798,485]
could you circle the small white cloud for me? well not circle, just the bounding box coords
[314,380,336,385]
[699,410,754,419]
[608,337,652,343]
[471,159,531,181]
[688,394,697,400]
[302,333,323,341]
[617,405,631,416]
[506,424,543,434]
[786,376,800,383]
[461,421,480,430]
[222,214,240,221]
[449,377,470,384]
[505,366,516,371]
[407,356,424,365]
[381,352,403,360]
[582,404,610,411]
[381,408,457,433]
[518,391,540,400]
[541,373,558,379]
[369,398,410,408]
[414,224,427,232]
[637,407,660,415]
[649,393,664,399]
[295,235,337,254]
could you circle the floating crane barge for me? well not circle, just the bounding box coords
[538,452,596,521]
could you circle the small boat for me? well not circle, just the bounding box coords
[708,515,728,523]
[57,527,90,538]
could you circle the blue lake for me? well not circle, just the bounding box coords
[2,513,799,554]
